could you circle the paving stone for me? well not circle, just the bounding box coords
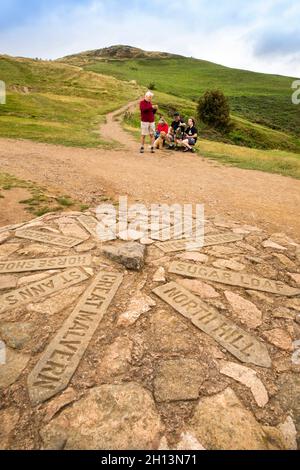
[177,252,209,263]
[0,407,20,450]
[278,416,298,450]
[156,232,243,253]
[103,242,146,271]
[288,273,300,286]
[0,275,18,290]
[262,240,287,251]
[277,374,300,446]
[43,388,78,424]
[40,383,163,450]
[220,361,268,407]
[27,284,86,316]
[140,238,155,245]
[224,291,262,329]
[0,268,89,315]
[18,244,65,257]
[154,359,206,402]
[213,259,245,272]
[177,278,219,299]
[15,229,83,248]
[117,292,156,327]
[118,229,145,241]
[0,322,34,349]
[0,232,11,244]
[28,272,123,404]
[75,241,96,253]
[273,307,296,320]
[0,254,92,274]
[57,221,89,240]
[189,388,286,450]
[0,243,20,258]
[272,253,296,269]
[176,432,206,450]
[153,282,271,368]
[169,261,300,297]
[97,337,133,377]
[0,347,30,388]
[153,267,166,283]
[263,328,293,351]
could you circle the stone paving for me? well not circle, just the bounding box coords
[0,207,299,450]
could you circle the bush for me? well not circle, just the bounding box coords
[148,82,156,90]
[197,90,231,131]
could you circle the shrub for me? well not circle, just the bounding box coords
[198,90,231,131]
[148,82,156,90]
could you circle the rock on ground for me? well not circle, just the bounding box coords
[224,291,263,329]
[189,388,286,450]
[102,242,145,271]
[40,383,163,450]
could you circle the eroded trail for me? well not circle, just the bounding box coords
[0,102,299,238]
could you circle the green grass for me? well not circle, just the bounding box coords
[199,141,300,179]
[0,56,141,147]
[0,172,91,216]
[63,54,300,150]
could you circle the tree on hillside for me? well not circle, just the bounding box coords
[197,90,231,131]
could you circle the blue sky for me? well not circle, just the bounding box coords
[0,0,299,77]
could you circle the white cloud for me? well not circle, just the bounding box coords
[0,0,299,77]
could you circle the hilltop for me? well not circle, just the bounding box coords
[60,44,182,64]
[58,45,300,151]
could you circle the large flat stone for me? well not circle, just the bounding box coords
[15,229,83,248]
[28,271,123,404]
[0,254,92,274]
[188,388,286,450]
[0,322,34,349]
[40,383,163,450]
[224,291,262,329]
[0,268,89,315]
[156,232,243,253]
[0,347,30,388]
[169,261,300,297]
[153,282,271,368]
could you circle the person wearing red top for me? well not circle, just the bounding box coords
[154,117,169,150]
[140,91,158,154]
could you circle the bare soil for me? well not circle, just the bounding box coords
[0,100,299,239]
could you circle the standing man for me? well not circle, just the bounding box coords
[140,91,158,154]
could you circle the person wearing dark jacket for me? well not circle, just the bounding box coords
[139,91,158,154]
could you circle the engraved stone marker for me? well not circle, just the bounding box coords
[168,261,300,297]
[77,215,98,237]
[153,282,271,368]
[28,271,123,404]
[15,229,83,248]
[0,255,92,274]
[156,232,243,253]
[0,268,89,315]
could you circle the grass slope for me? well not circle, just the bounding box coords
[0,55,140,147]
[61,49,300,151]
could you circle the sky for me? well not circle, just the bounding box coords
[0,0,299,77]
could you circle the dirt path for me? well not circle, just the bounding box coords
[0,102,300,239]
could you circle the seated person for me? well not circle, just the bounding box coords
[166,112,186,148]
[182,118,198,153]
[154,117,169,149]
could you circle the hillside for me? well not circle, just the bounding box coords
[0,54,140,147]
[60,45,300,151]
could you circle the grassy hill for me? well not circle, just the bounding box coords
[60,45,300,152]
[0,54,140,147]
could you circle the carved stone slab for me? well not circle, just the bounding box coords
[153,282,271,368]
[0,255,92,274]
[15,229,83,248]
[156,232,243,253]
[28,271,123,404]
[77,215,98,237]
[0,268,89,315]
[169,261,300,297]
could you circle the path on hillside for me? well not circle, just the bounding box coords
[0,101,300,238]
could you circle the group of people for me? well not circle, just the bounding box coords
[139,91,198,154]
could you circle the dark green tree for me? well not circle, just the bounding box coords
[197,90,231,131]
